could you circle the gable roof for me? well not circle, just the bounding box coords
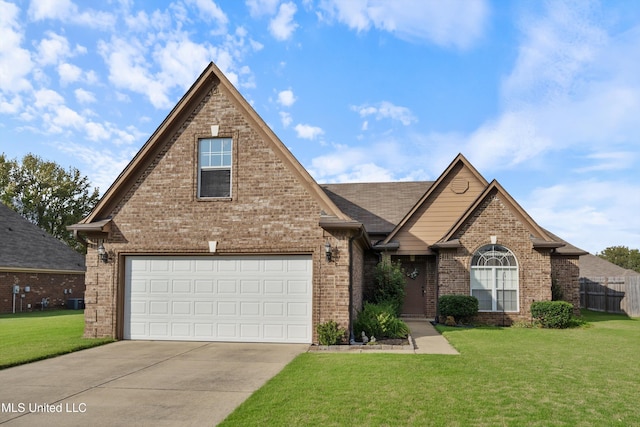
[321,182,432,235]
[0,203,85,273]
[75,62,348,229]
[435,179,586,255]
[382,153,488,245]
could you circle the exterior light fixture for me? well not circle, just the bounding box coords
[324,242,332,262]
[97,242,109,263]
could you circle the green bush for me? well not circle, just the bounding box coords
[354,302,409,339]
[530,301,574,329]
[372,259,406,315]
[316,320,346,345]
[438,295,479,323]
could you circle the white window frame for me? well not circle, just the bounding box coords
[470,245,519,312]
[198,138,232,199]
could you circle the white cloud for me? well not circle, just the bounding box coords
[246,0,281,17]
[269,2,298,41]
[28,0,116,29]
[573,151,637,173]
[186,0,228,25]
[54,142,138,195]
[0,94,23,114]
[295,123,324,140]
[35,32,72,66]
[319,0,489,49]
[279,111,292,127]
[0,0,34,93]
[457,1,640,173]
[352,101,417,126]
[74,88,96,104]
[524,180,640,253]
[277,89,296,106]
[58,62,82,85]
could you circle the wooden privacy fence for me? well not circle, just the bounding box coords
[580,276,640,317]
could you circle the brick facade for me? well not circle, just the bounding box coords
[437,191,559,325]
[551,255,581,315]
[0,271,84,313]
[83,82,358,343]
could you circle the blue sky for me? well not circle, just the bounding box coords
[1,0,639,254]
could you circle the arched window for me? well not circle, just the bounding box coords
[470,245,519,312]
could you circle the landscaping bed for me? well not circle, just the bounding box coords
[309,336,414,352]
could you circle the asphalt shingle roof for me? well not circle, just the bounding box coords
[579,253,637,277]
[321,182,432,234]
[0,203,85,272]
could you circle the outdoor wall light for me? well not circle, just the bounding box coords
[97,242,109,263]
[325,242,332,262]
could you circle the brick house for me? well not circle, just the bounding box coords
[70,62,585,344]
[1,203,85,313]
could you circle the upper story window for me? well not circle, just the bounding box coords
[470,244,519,312]
[198,138,232,198]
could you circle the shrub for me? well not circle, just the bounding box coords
[372,259,406,315]
[438,295,479,324]
[354,302,409,339]
[530,301,574,329]
[316,320,346,345]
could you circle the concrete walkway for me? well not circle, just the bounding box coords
[404,319,459,355]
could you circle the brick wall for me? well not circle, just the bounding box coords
[551,255,581,315]
[437,191,554,325]
[84,83,354,342]
[0,271,85,314]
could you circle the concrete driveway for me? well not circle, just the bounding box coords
[0,341,307,426]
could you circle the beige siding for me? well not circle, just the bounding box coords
[395,162,486,254]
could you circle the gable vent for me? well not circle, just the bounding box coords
[451,178,469,194]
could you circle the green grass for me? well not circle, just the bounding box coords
[0,310,114,369]
[221,310,640,426]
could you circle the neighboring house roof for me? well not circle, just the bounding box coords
[321,182,432,235]
[74,62,349,230]
[579,253,637,277]
[0,203,85,273]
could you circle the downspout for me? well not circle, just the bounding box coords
[348,227,365,342]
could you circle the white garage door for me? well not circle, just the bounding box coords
[124,255,312,343]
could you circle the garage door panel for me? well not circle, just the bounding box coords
[172,280,191,293]
[240,280,260,294]
[172,301,192,315]
[125,255,312,343]
[194,301,214,315]
[218,280,237,293]
[264,280,284,294]
[150,280,169,293]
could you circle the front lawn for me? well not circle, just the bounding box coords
[0,310,114,369]
[221,310,640,426]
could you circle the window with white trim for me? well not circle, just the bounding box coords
[198,138,232,198]
[470,245,519,312]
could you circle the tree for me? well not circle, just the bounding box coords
[0,153,100,252]
[597,246,640,273]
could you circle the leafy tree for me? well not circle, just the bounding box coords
[597,246,640,273]
[0,153,100,252]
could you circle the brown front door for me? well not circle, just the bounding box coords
[396,256,427,316]
[402,275,426,316]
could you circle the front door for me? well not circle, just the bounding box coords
[397,256,427,316]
